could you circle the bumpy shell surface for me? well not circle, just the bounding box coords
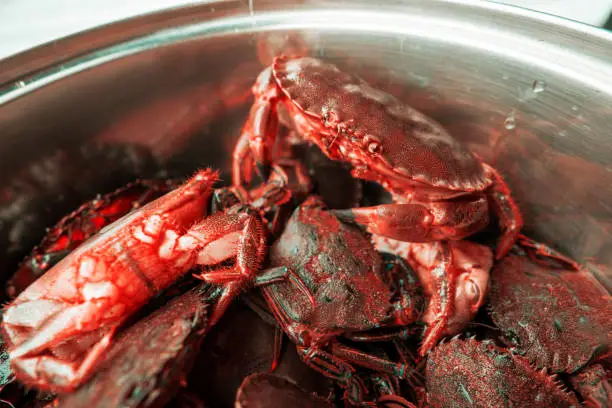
[58,285,209,408]
[426,337,580,408]
[489,253,612,373]
[273,56,487,191]
[235,373,332,408]
[267,204,392,331]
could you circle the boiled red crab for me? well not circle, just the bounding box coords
[6,178,179,299]
[488,237,612,374]
[426,337,580,408]
[375,239,492,355]
[232,55,522,259]
[258,196,425,405]
[0,162,310,392]
[232,55,521,354]
[57,284,211,408]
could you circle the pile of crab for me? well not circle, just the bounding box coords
[0,56,609,408]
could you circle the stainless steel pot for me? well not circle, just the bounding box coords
[0,0,611,289]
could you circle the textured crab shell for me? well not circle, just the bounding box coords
[489,253,612,373]
[272,56,488,192]
[6,178,178,299]
[426,337,580,408]
[266,203,393,331]
[235,373,332,408]
[57,285,209,408]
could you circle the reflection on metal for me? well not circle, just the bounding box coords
[0,0,611,289]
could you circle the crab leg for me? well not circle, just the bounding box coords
[412,241,455,356]
[331,196,489,243]
[483,164,523,259]
[190,212,266,328]
[232,67,280,186]
[344,328,415,342]
[329,342,417,381]
[517,234,580,271]
[263,278,415,382]
[12,330,114,391]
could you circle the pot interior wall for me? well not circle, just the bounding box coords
[0,5,610,289]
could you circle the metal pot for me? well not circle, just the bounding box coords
[0,0,611,290]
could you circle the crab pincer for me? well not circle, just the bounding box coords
[6,178,178,299]
[375,239,493,356]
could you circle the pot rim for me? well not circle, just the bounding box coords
[1,0,611,104]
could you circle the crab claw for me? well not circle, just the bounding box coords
[331,204,433,241]
[373,238,492,356]
[414,241,492,355]
[331,198,488,243]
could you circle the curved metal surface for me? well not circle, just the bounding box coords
[0,0,611,288]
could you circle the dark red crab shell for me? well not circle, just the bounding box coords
[270,56,488,192]
[57,285,210,408]
[265,201,393,331]
[235,373,332,408]
[489,253,612,373]
[426,337,580,408]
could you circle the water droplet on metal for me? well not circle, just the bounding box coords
[558,130,568,137]
[504,111,516,130]
[531,80,546,93]
[571,105,579,111]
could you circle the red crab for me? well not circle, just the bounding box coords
[56,284,212,408]
[232,56,521,354]
[426,337,580,408]
[232,55,522,259]
[488,236,612,374]
[0,163,308,392]
[375,239,492,355]
[257,196,425,405]
[6,178,179,299]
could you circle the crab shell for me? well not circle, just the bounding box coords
[57,285,209,407]
[265,201,395,332]
[235,373,332,408]
[489,253,612,373]
[426,337,580,408]
[269,56,490,195]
